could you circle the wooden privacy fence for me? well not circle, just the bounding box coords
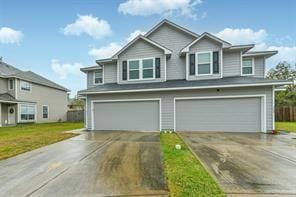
[67,110,84,122]
[275,106,296,121]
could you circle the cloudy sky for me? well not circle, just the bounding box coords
[0,0,295,96]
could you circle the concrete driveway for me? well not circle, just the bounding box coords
[180,132,296,196]
[0,131,168,197]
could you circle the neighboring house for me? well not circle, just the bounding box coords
[0,60,69,126]
[78,19,291,133]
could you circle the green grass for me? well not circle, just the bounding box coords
[276,122,296,133]
[0,122,84,160]
[160,132,225,197]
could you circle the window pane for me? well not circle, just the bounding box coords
[129,60,139,69]
[9,80,13,89]
[95,78,102,84]
[198,64,211,74]
[143,69,153,78]
[129,70,139,79]
[143,59,153,69]
[21,81,31,91]
[94,70,102,84]
[198,53,210,63]
[95,70,102,77]
[243,67,252,74]
[20,105,35,121]
[243,59,252,67]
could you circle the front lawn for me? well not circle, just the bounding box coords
[0,122,83,160]
[276,122,296,133]
[160,132,225,197]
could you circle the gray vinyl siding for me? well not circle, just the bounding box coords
[254,56,265,78]
[16,79,68,123]
[118,39,166,84]
[188,37,222,80]
[86,86,273,132]
[103,62,117,83]
[1,104,8,125]
[147,23,195,80]
[0,78,8,93]
[87,72,95,88]
[223,51,241,77]
[93,101,159,131]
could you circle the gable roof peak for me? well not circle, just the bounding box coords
[112,34,172,59]
[145,19,199,38]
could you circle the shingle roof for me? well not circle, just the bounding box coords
[0,61,69,91]
[0,93,36,103]
[78,76,291,95]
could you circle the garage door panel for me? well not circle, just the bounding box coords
[176,98,261,132]
[93,101,159,131]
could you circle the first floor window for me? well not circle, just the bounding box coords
[94,69,103,84]
[128,58,155,80]
[20,104,35,121]
[42,105,48,119]
[128,60,140,80]
[20,80,32,92]
[242,58,254,75]
[197,52,212,75]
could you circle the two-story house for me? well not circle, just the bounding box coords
[78,19,290,133]
[0,60,69,126]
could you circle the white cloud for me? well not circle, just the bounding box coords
[62,15,112,39]
[118,0,203,19]
[214,28,296,67]
[88,42,122,59]
[267,46,296,65]
[215,28,267,45]
[88,30,146,59]
[51,59,83,79]
[126,29,146,42]
[0,27,23,44]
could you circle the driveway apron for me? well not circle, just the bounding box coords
[0,131,168,197]
[180,132,296,196]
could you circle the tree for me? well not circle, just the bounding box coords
[266,62,296,106]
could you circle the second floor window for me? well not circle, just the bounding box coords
[242,58,254,75]
[128,58,155,80]
[94,69,103,84]
[20,80,32,92]
[197,52,212,75]
[8,79,14,90]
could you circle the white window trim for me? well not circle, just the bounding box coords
[90,98,162,131]
[42,105,49,119]
[20,80,32,92]
[93,66,104,85]
[8,79,14,90]
[127,57,155,81]
[241,57,255,76]
[18,103,37,123]
[196,51,213,76]
[173,94,267,133]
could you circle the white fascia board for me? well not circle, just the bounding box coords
[80,81,292,95]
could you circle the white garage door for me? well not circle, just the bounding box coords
[93,100,160,131]
[175,97,262,132]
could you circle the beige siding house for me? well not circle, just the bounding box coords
[0,61,68,126]
[79,19,291,133]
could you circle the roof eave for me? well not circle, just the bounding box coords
[78,81,292,95]
[243,51,278,58]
